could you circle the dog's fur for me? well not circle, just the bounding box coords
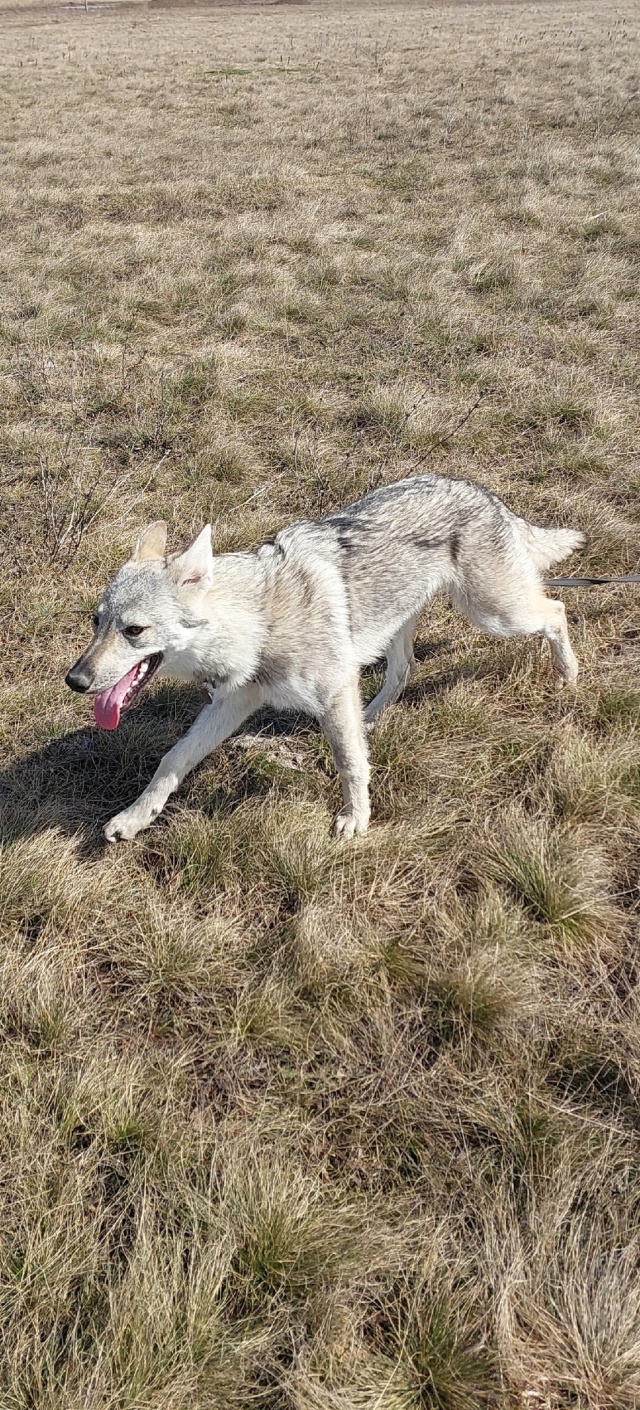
[65,474,585,841]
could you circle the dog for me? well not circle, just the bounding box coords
[65,473,585,842]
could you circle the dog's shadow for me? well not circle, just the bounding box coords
[0,685,318,857]
[0,685,198,856]
[1,642,505,856]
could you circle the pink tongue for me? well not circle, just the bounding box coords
[93,664,140,731]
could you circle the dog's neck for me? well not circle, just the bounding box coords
[164,550,268,690]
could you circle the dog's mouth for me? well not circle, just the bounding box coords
[93,653,164,731]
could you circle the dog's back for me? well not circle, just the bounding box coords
[270,473,585,668]
[324,474,508,630]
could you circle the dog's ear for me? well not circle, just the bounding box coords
[132,521,167,562]
[169,525,213,591]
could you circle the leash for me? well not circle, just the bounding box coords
[545,574,640,587]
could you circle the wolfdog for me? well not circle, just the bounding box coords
[65,474,585,842]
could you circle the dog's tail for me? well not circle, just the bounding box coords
[516,520,587,572]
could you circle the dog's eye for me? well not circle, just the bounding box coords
[92,613,100,630]
[124,624,145,638]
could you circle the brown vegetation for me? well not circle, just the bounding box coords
[0,2,638,1405]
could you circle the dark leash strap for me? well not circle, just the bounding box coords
[545,574,640,587]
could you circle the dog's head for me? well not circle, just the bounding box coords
[65,522,214,730]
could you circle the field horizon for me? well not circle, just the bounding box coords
[1,2,639,1406]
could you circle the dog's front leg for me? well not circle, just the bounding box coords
[321,676,371,840]
[104,684,263,842]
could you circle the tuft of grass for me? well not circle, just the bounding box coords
[226,1156,367,1309]
[549,730,639,823]
[426,967,511,1044]
[147,799,333,911]
[464,257,516,294]
[369,1281,498,1410]
[593,687,640,730]
[483,810,618,950]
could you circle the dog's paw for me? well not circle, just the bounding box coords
[554,669,579,692]
[334,806,369,841]
[104,806,149,842]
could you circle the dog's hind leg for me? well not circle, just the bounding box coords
[541,597,579,687]
[104,683,263,841]
[363,615,418,724]
[322,676,371,839]
[452,582,579,688]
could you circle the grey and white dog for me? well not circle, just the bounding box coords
[65,474,585,842]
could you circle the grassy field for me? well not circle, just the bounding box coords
[1,1,639,1405]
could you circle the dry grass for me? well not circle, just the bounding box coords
[0,1,639,1405]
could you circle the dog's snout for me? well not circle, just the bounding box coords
[65,664,93,693]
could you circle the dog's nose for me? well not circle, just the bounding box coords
[65,665,92,693]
